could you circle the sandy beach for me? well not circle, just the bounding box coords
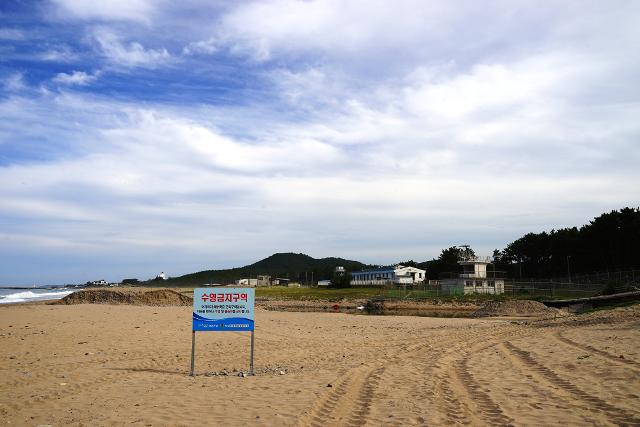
[1,301,639,426]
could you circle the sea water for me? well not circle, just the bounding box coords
[0,287,74,304]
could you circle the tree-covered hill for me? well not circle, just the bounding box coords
[163,253,368,286]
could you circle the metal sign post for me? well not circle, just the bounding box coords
[190,288,255,377]
[249,330,255,376]
[190,330,196,376]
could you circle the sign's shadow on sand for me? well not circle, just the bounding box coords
[107,367,188,376]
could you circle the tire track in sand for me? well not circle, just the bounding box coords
[430,364,474,425]
[300,363,385,427]
[455,355,514,426]
[302,324,533,426]
[552,330,640,370]
[345,367,384,426]
[299,333,448,426]
[426,334,483,425]
[447,336,518,425]
[416,327,530,426]
[503,341,640,425]
[5,353,184,413]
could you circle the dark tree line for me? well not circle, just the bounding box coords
[493,207,640,279]
[413,207,639,280]
[417,246,476,279]
[330,271,352,288]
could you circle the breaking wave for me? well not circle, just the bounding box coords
[0,289,74,304]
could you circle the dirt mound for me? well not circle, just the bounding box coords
[473,300,564,317]
[537,302,640,327]
[60,288,192,306]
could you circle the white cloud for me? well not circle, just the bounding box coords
[0,86,638,284]
[0,28,25,40]
[93,29,171,68]
[213,0,414,61]
[204,0,528,63]
[51,0,156,23]
[2,1,640,283]
[270,67,353,111]
[1,87,638,250]
[39,46,79,62]
[53,70,99,86]
[107,111,343,176]
[2,73,26,92]
[398,51,600,123]
[182,38,218,55]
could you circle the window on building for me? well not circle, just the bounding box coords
[465,280,473,287]
[488,281,495,287]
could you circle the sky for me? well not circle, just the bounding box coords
[0,0,639,285]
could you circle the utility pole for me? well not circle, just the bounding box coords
[519,257,523,281]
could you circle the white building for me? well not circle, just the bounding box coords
[235,278,258,287]
[439,256,505,295]
[351,265,426,286]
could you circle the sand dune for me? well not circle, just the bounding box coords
[1,302,639,425]
[60,288,192,306]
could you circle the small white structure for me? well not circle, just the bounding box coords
[351,265,426,286]
[236,278,258,287]
[237,275,271,287]
[317,280,331,287]
[440,256,505,295]
[156,272,167,280]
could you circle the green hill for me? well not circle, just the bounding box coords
[163,252,368,286]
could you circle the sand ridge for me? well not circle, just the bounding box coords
[472,299,566,317]
[60,288,192,306]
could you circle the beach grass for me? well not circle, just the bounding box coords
[171,286,542,301]
[256,286,384,300]
[141,284,577,302]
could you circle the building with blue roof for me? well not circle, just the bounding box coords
[351,265,426,286]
